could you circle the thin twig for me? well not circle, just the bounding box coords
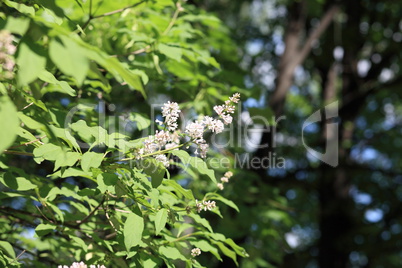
[162,2,184,35]
[8,135,46,149]
[80,0,147,32]
[110,2,183,58]
[110,44,152,57]
[35,205,54,224]
[46,205,57,223]
[76,195,106,226]
[92,0,147,19]
[2,150,34,156]
[21,102,33,111]
[103,196,118,232]
[119,143,184,161]
[15,250,26,260]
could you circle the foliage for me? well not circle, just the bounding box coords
[0,0,248,267]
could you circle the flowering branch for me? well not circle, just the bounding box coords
[125,94,241,168]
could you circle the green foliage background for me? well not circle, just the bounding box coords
[0,0,249,267]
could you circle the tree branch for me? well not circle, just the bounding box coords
[75,195,106,226]
[92,0,147,19]
[296,5,339,69]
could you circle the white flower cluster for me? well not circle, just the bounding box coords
[0,30,16,79]
[217,171,233,190]
[138,128,180,167]
[195,199,216,213]
[161,101,181,131]
[137,94,240,166]
[58,262,106,268]
[185,93,240,158]
[213,93,240,125]
[191,247,201,257]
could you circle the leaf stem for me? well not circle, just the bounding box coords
[8,135,46,149]
[80,0,148,32]
[2,150,34,156]
[93,0,147,19]
[162,2,183,35]
[118,142,188,162]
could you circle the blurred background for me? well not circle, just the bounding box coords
[2,0,402,267]
[192,0,402,267]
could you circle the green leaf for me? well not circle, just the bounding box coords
[159,246,187,261]
[142,158,166,188]
[162,180,194,200]
[124,213,144,251]
[215,242,238,265]
[0,96,19,154]
[189,213,213,233]
[158,43,183,61]
[17,112,44,130]
[16,39,46,85]
[171,150,217,183]
[54,152,81,170]
[104,57,144,94]
[78,42,145,96]
[52,168,92,179]
[154,208,168,235]
[35,223,56,236]
[0,241,15,259]
[224,238,248,257]
[97,173,118,193]
[39,70,76,96]
[4,0,35,16]
[130,113,151,131]
[3,16,30,35]
[205,193,239,212]
[81,152,104,172]
[33,143,64,163]
[191,240,221,261]
[49,36,89,86]
[70,236,88,251]
[0,172,37,191]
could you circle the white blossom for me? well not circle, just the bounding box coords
[202,200,216,211]
[154,130,171,146]
[191,248,202,257]
[221,114,233,125]
[213,105,225,116]
[203,116,224,134]
[161,101,181,131]
[217,183,224,190]
[199,143,209,158]
[221,177,229,183]
[143,137,158,154]
[224,171,233,178]
[195,199,203,213]
[213,94,240,125]
[0,30,16,78]
[154,154,170,167]
[185,122,204,140]
[229,93,241,103]
[195,199,216,213]
[58,262,106,268]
